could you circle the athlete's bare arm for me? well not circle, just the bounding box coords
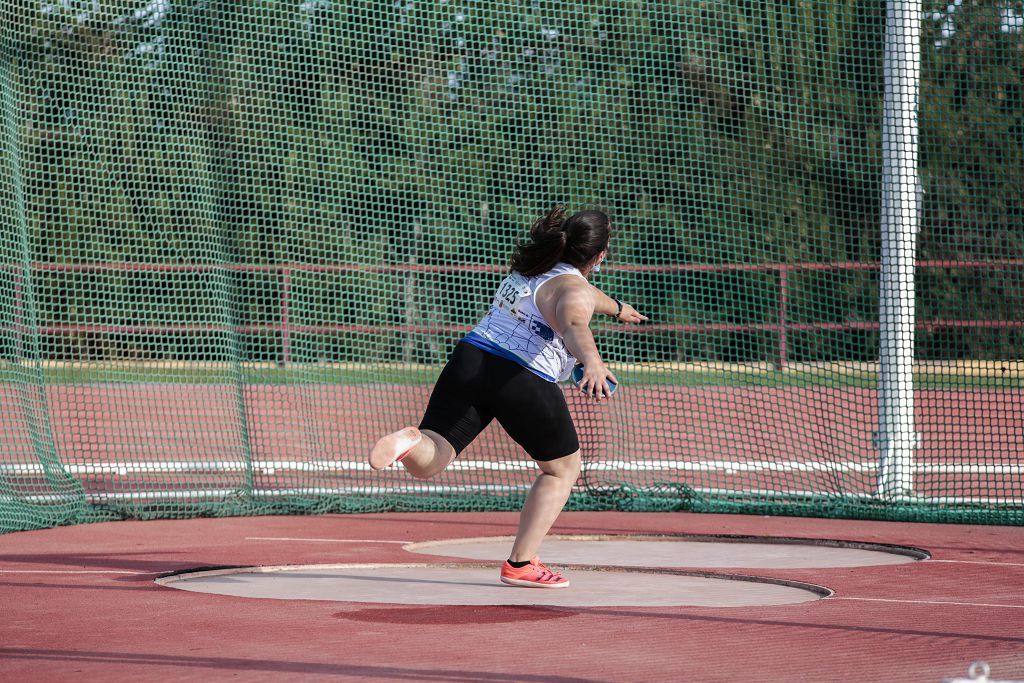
[535,276,615,399]
[588,284,648,323]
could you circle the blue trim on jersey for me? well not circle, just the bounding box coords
[462,332,558,383]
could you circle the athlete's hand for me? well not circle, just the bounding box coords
[579,361,618,402]
[615,303,648,324]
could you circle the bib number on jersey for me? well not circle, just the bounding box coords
[493,272,531,319]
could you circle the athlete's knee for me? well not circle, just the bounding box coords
[407,463,441,480]
[563,452,582,480]
[405,455,450,480]
[539,451,581,483]
[405,430,457,480]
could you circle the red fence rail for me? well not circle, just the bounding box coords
[5,260,1023,368]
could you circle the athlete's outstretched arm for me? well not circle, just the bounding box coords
[589,284,649,323]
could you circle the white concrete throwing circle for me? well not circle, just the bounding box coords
[156,564,830,607]
[403,535,926,568]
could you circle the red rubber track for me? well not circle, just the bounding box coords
[33,385,1023,463]
[6,384,1018,503]
[1,512,1022,682]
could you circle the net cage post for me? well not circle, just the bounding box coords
[876,0,923,498]
[2,65,33,368]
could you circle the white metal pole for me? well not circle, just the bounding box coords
[877,0,922,498]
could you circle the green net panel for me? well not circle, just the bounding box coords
[1,0,1022,533]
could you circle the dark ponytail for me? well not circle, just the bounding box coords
[509,205,610,277]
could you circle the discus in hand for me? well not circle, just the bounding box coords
[570,363,618,399]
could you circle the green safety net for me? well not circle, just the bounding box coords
[1,0,1022,533]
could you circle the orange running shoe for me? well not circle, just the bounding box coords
[499,557,570,588]
[369,427,422,470]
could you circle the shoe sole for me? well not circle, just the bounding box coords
[500,576,571,589]
[369,428,421,470]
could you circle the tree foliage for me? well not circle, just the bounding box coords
[2,0,1021,362]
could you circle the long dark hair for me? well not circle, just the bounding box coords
[508,205,610,277]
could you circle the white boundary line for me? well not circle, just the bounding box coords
[643,486,1024,505]
[831,596,1024,609]
[10,485,1021,506]
[244,537,407,544]
[3,460,1023,476]
[4,460,1022,506]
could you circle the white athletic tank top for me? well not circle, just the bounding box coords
[467,262,588,382]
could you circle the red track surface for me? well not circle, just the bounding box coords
[1,512,1022,682]
[4,383,1017,502]
[31,385,1022,463]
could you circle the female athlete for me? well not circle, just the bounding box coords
[369,205,647,588]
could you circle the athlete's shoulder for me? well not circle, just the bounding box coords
[548,261,586,278]
[538,272,594,314]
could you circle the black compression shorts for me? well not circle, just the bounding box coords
[419,342,580,461]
